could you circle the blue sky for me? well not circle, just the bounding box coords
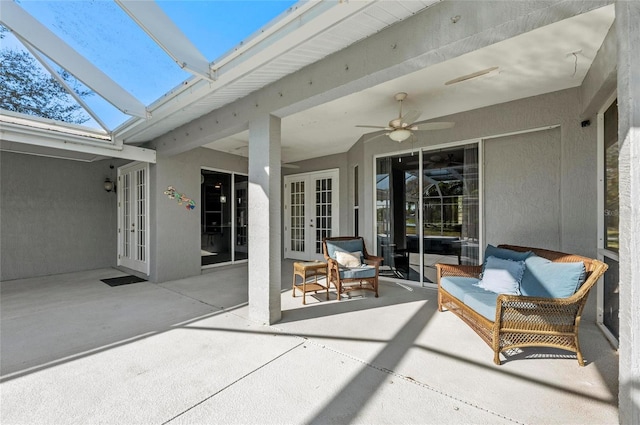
[11,0,297,129]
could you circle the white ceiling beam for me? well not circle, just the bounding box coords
[0,1,148,118]
[115,0,213,81]
[0,112,156,163]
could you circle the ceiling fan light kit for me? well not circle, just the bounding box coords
[388,128,412,142]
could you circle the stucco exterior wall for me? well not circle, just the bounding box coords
[150,148,247,283]
[0,152,121,281]
[484,128,563,249]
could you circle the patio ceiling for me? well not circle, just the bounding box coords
[207,4,615,163]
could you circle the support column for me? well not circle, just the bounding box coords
[616,1,640,423]
[248,114,282,324]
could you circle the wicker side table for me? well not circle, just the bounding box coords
[292,261,329,305]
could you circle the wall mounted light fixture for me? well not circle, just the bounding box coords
[104,177,116,193]
[104,164,117,193]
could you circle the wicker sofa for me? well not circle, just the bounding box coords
[436,245,608,366]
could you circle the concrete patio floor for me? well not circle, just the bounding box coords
[1,261,619,424]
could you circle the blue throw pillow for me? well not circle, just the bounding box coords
[484,244,533,263]
[520,254,586,298]
[477,256,525,295]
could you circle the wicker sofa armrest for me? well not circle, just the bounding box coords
[495,293,583,327]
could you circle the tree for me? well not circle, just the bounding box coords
[0,26,92,124]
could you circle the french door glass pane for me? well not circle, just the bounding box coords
[315,177,333,254]
[290,181,305,252]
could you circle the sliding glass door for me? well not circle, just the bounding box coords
[201,169,248,266]
[375,144,479,284]
[597,97,619,345]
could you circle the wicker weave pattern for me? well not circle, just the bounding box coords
[437,245,608,366]
[322,236,383,300]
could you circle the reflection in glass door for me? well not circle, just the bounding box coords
[375,144,479,284]
[597,97,619,345]
[201,170,248,266]
[234,174,248,261]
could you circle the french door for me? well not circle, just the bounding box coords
[118,162,149,274]
[284,169,339,261]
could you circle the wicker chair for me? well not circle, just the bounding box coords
[436,245,608,366]
[322,237,383,300]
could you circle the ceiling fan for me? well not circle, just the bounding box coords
[357,92,455,143]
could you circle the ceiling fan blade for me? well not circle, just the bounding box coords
[412,121,455,131]
[401,110,422,126]
[363,131,389,143]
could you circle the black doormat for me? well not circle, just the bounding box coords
[101,275,147,287]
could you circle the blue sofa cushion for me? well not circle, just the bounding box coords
[477,256,525,295]
[520,254,587,298]
[339,265,377,280]
[440,276,483,301]
[463,291,499,321]
[326,239,364,260]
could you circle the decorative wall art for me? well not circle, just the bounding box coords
[164,186,196,210]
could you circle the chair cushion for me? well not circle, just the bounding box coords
[326,239,364,260]
[335,251,362,267]
[439,276,483,301]
[520,254,586,298]
[339,265,377,280]
[477,256,525,295]
[463,291,499,321]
